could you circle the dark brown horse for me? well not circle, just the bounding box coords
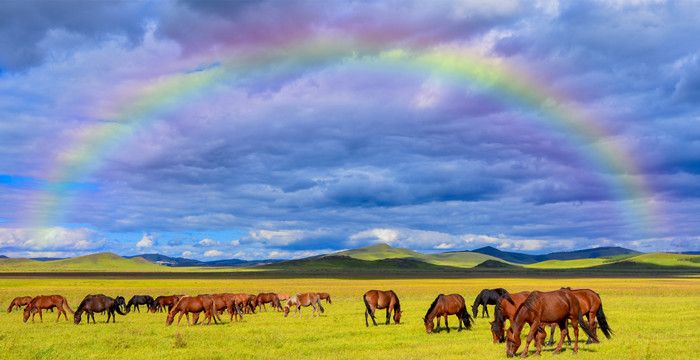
[74,294,127,324]
[363,290,401,327]
[491,291,569,346]
[506,289,597,357]
[151,295,184,313]
[317,292,332,304]
[472,288,508,318]
[423,294,472,333]
[283,293,325,317]
[256,292,282,311]
[23,295,73,322]
[166,295,218,326]
[547,287,612,345]
[125,295,155,313]
[7,296,33,313]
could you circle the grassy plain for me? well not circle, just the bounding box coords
[0,277,698,360]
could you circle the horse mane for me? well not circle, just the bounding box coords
[520,291,540,313]
[494,299,505,324]
[425,294,442,319]
[75,297,90,316]
[393,291,401,311]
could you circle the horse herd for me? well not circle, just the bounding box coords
[7,286,611,357]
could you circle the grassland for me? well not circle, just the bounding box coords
[0,276,698,360]
[525,253,700,269]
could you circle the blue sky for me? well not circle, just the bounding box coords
[0,1,699,260]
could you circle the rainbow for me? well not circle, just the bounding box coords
[23,37,663,237]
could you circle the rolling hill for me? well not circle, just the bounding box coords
[470,246,640,264]
[331,243,499,268]
[0,252,171,272]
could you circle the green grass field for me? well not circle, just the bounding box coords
[1,277,698,360]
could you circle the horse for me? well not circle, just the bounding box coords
[277,293,290,301]
[318,292,332,304]
[242,294,257,314]
[202,293,244,322]
[166,295,218,326]
[74,294,127,324]
[283,293,325,317]
[7,296,33,313]
[23,295,73,323]
[423,294,472,333]
[506,289,597,357]
[490,291,569,346]
[472,288,508,318]
[126,295,155,313]
[255,293,282,312]
[363,289,401,327]
[151,295,184,313]
[547,287,613,345]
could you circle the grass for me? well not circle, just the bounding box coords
[524,253,700,269]
[0,276,698,359]
[332,244,500,268]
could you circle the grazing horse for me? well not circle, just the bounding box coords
[472,288,508,318]
[126,295,155,313]
[23,295,73,323]
[491,291,569,346]
[506,289,597,357]
[277,293,290,301]
[547,287,613,345]
[317,292,332,304]
[7,296,33,313]
[256,293,282,312]
[151,295,184,313]
[283,293,325,317]
[423,294,472,333]
[166,295,218,326]
[363,289,401,327]
[202,293,244,322]
[74,294,127,324]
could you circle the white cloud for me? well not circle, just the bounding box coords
[199,238,217,246]
[203,249,224,257]
[230,239,240,246]
[249,229,306,246]
[349,228,400,245]
[136,234,154,248]
[0,227,100,250]
[181,251,193,257]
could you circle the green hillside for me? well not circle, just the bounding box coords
[526,258,608,269]
[331,244,500,268]
[525,253,700,269]
[626,253,700,267]
[0,252,172,272]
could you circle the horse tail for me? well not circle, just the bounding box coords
[596,304,613,339]
[63,297,74,315]
[460,305,473,330]
[363,294,372,313]
[7,300,14,313]
[578,310,598,343]
[327,295,332,304]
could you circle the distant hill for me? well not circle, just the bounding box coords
[526,252,700,269]
[260,255,463,273]
[332,243,499,268]
[125,253,282,267]
[470,246,639,264]
[473,259,519,269]
[0,255,6,259]
[0,252,170,272]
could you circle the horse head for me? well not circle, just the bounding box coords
[22,307,32,323]
[505,327,521,358]
[423,317,434,333]
[283,305,290,317]
[73,312,82,324]
[471,303,479,318]
[490,320,505,343]
[393,310,402,324]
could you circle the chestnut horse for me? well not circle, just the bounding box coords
[283,293,325,317]
[363,289,401,327]
[166,295,218,326]
[7,296,33,313]
[23,295,73,323]
[491,291,569,346]
[204,293,244,322]
[506,289,597,357]
[74,294,127,324]
[317,292,332,304]
[547,287,612,345]
[423,294,472,333]
[256,292,282,312]
[151,295,184,313]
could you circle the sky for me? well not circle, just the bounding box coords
[0,0,699,260]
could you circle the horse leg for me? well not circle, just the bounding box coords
[571,318,580,354]
[546,324,556,346]
[444,315,450,333]
[365,308,369,327]
[586,312,597,344]
[106,310,111,323]
[370,307,378,326]
[485,304,490,318]
[553,321,567,355]
[386,308,390,325]
[38,309,43,322]
[436,316,441,332]
[521,320,540,358]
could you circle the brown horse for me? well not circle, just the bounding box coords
[363,289,401,327]
[423,294,472,333]
[204,293,244,322]
[151,295,184,313]
[256,292,282,312]
[277,293,290,301]
[548,287,612,345]
[74,294,127,324]
[166,295,218,326]
[491,291,569,346]
[7,296,33,313]
[23,295,73,323]
[317,292,332,304]
[283,293,325,317]
[506,289,597,357]
[244,294,257,314]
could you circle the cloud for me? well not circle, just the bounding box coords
[203,249,224,257]
[136,234,154,248]
[0,227,101,251]
[198,238,217,247]
[181,250,193,257]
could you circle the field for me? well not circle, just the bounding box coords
[1,277,698,360]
